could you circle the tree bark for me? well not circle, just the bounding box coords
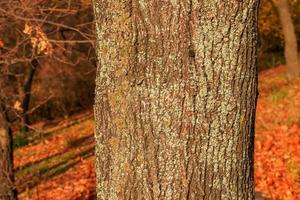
[0,103,17,200]
[93,0,259,199]
[275,0,299,79]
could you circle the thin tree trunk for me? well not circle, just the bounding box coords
[93,0,259,199]
[21,59,38,132]
[0,103,17,200]
[275,0,299,79]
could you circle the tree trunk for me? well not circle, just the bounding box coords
[0,103,17,200]
[275,0,299,79]
[93,0,259,199]
[21,59,38,132]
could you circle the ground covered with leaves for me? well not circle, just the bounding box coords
[255,66,300,199]
[14,66,299,199]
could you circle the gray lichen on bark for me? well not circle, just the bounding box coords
[93,0,259,199]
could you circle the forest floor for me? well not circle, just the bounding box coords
[14,65,300,200]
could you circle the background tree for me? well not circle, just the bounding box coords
[93,0,259,199]
[0,1,95,197]
[258,0,300,71]
[0,99,17,200]
[0,0,95,132]
[274,0,299,79]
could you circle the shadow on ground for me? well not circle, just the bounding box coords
[16,133,95,193]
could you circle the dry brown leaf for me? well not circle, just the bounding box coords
[0,40,4,48]
[23,23,32,35]
[14,101,23,112]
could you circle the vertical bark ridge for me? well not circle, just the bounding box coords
[93,0,259,199]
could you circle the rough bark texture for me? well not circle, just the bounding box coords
[275,0,299,79]
[93,0,259,199]
[0,103,17,200]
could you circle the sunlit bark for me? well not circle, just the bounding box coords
[93,0,259,199]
